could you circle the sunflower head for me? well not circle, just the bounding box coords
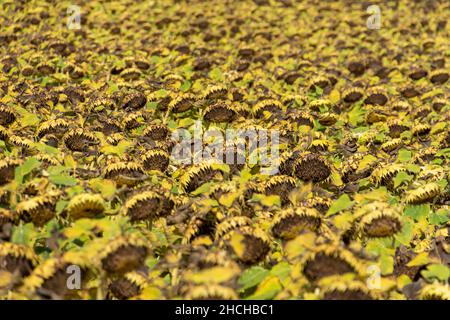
[293,152,332,183]
[364,87,388,105]
[66,193,106,220]
[405,182,441,204]
[271,207,321,239]
[202,85,228,101]
[108,272,148,300]
[223,227,270,264]
[168,93,196,113]
[342,87,364,103]
[100,234,150,275]
[203,103,237,123]
[143,123,169,141]
[123,191,174,222]
[0,242,38,277]
[301,245,364,282]
[0,158,22,186]
[63,129,99,152]
[357,202,402,238]
[141,149,170,172]
[104,162,146,187]
[21,251,91,299]
[16,193,58,227]
[0,104,16,126]
[419,283,450,300]
[180,162,223,193]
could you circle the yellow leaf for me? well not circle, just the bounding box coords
[230,232,245,258]
[89,178,116,199]
[406,252,429,267]
[64,155,77,169]
[284,233,316,261]
[219,192,239,207]
[247,276,282,300]
[356,154,378,172]
[184,266,239,284]
[329,89,340,104]
[137,286,163,299]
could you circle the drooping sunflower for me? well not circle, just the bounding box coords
[100,234,150,275]
[21,251,91,299]
[141,149,170,172]
[66,193,106,220]
[0,242,38,277]
[104,162,147,187]
[123,191,174,222]
[108,272,148,300]
[271,207,322,240]
[16,192,59,227]
[301,245,365,282]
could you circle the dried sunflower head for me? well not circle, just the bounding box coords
[364,87,388,106]
[203,102,236,123]
[123,191,173,222]
[36,119,70,140]
[342,87,364,103]
[301,245,365,282]
[100,234,150,275]
[0,104,16,127]
[168,93,196,113]
[143,123,169,141]
[66,193,106,220]
[356,202,402,238]
[419,283,450,300]
[405,182,441,204]
[0,158,22,186]
[0,242,38,277]
[108,272,148,300]
[180,162,224,193]
[104,162,146,187]
[141,149,170,172]
[293,152,332,183]
[271,207,321,239]
[16,193,58,227]
[202,85,228,101]
[63,129,99,152]
[223,226,271,264]
[21,251,91,299]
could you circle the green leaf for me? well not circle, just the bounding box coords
[15,158,41,184]
[251,194,281,208]
[246,276,282,300]
[395,218,414,246]
[398,149,412,163]
[238,267,269,292]
[191,182,214,196]
[179,80,191,92]
[407,252,429,267]
[421,264,450,282]
[326,194,353,216]
[348,104,365,126]
[270,262,291,281]
[428,209,450,225]
[404,204,430,221]
[209,68,224,81]
[393,171,413,188]
[55,200,69,214]
[49,174,78,186]
[11,223,37,246]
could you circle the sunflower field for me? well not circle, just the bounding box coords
[0,0,449,300]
